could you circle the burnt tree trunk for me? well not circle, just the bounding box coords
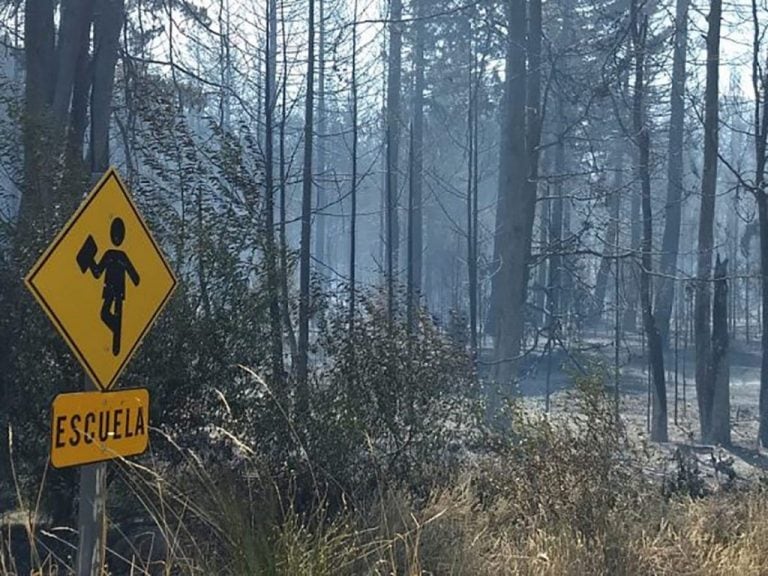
[297,0,316,416]
[407,0,425,332]
[710,255,730,445]
[749,0,768,448]
[623,194,641,332]
[265,0,284,387]
[757,194,768,445]
[548,126,565,325]
[655,0,690,346]
[633,8,667,442]
[18,0,55,242]
[535,194,548,328]
[314,0,327,276]
[524,0,543,289]
[89,0,124,173]
[490,0,530,390]
[695,0,721,443]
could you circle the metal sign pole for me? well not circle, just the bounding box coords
[76,376,107,576]
[76,466,106,575]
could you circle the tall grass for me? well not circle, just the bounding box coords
[5,378,768,575]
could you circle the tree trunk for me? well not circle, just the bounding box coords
[535,194,548,328]
[711,255,730,444]
[407,0,425,332]
[17,0,55,239]
[314,0,327,275]
[695,0,721,443]
[757,193,768,445]
[623,195,640,332]
[53,0,93,128]
[279,0,298,368]
[349,0,358,355]
[524,0,543,291]
[592,192,613,320]
[218,0,231,128]
[623,57,641,337]
[265,0,284,388]
[592,148,622,318]
[385,0,403,322]
[655,0,690,346]
[65,4,93,166]
[89,0,124,173]
[745,229,751,343]
[749,0,768,448]
[490,0,529,389]
[471,55,481,356]
[297,0,315,417]
[548,127,565,325]
[466,48,474,349]
[633,8,667,442]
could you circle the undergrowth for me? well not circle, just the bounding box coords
[5,373,768,575]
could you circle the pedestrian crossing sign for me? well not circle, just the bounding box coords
[25,167,177,391]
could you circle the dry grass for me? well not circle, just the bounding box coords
[10,481,768,575]
[6,468,768,575]
[378,482,768,576]
[6,380,768,575]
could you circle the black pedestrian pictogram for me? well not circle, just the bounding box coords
[76,218,140,356]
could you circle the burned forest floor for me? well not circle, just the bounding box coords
[513,324,768,492]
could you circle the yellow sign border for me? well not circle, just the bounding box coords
[25,167,177,390]
[50,387,150,469]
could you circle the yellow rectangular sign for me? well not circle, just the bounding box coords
[51,388,150,468]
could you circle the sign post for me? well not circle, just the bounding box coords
[24,168,176,575]
[76,450,106,576]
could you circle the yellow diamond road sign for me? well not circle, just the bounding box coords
[25,167,177,390]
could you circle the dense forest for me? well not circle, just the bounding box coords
[4,0,768,572]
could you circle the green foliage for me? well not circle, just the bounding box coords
[168,289,482,515]
[311,290,481,500]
